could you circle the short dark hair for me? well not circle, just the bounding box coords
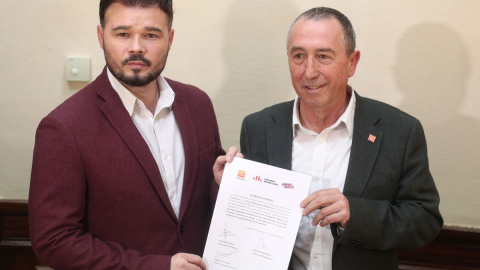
[99,0,173,30]
[287,7,356,56]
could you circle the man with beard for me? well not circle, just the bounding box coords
[29,1,234,269]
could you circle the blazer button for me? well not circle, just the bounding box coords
[349,240,356,245]
[179,225,184,234]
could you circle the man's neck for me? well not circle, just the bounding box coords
[123,80,159,114]
[299,93,350,134]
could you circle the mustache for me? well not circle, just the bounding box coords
[122,55,151,66]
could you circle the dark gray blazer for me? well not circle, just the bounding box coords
[240,92,443,270]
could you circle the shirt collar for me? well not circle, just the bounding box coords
[107,68,175,116]
[292,86,356,137]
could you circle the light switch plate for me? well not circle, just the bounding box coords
[66,57,90,82]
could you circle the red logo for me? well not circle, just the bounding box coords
[253,175,262,181]
[367,134,376,143]
[282,183,294,189]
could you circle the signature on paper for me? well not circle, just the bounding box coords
[219,222,235,241]
[215,250,239,260]
[257,237,269,251]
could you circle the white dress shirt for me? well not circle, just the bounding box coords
[107,69,185,218]
[291,91,356,270]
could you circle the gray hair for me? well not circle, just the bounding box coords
[287,7,356,56]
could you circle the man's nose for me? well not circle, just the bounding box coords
[129,36,145,54]
[304,58,320,79]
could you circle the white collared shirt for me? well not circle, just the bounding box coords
[107,69,185,218]
[291,91,356,270]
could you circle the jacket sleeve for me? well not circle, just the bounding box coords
[240,117,251,158]
[337,118,443,251]
[210,94,225,207]
[29,115,171,270]
[240,114,269,164]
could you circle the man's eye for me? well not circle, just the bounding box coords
[146,34,157,38]
[318,54,328,59]
[294,54,303,59]
[117,33,128,37]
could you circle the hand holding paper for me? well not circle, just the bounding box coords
[301,188,350,227]
[203,158,311,270]
[213,146,243,186]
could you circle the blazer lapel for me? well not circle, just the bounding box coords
[266,101,294,170]
[171,89,199,221]
[262,95,382,197]
[95,68,178,221]
[343,93,383,197]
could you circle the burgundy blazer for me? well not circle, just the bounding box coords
[29,67,225,269]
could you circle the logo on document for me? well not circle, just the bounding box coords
[264,178,278,186]
[282,183,295,189]
[253,175,262,182]
[236,170,246,180]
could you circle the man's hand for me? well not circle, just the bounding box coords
[171,253,206,270]
[213,146,243,185]
[300,188,350,228]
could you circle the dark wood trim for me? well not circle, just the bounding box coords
[398,226,480,270]
[0,200,42,270]
[1,200,479,269]
[0,200,30,245]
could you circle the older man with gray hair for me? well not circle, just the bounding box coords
[239,7,443,270]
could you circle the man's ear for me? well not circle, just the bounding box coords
[97,25,104,49]
[168,28,175,50]
[348,50,361,77]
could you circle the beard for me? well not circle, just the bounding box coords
[104,46,169,87]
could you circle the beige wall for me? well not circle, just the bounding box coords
[1,0,479,228]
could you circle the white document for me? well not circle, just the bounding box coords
[203,158,312,270]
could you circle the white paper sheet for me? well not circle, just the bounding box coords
[203,158,312,270]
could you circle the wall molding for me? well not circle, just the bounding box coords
[1,200,479,269]
[0,200,41,269]
[398,226,480,269]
